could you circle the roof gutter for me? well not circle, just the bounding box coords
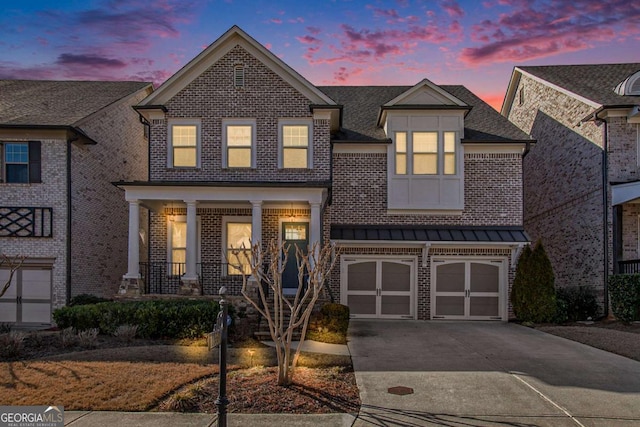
[0,124,98,145]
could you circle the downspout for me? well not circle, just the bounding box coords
[65,137,75,305]
[601,117,610,317]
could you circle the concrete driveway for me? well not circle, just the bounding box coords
[347,320,640,427]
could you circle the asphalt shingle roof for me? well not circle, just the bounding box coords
[0,80,151,126]
[331,224,529,243]
[319,85,531,143]
[518,63,640,106]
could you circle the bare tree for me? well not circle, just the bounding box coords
[0,254,25,299]
[230,239,338,386]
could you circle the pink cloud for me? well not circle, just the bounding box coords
[270,18,282,24]
[461,0,640,65]
[288,17,304,23]
[441,0,464,18]
[307,26,321,35]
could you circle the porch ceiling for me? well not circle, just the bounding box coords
[612,181,640,205]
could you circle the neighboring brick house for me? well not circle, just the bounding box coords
[0,80,153,326]
[502,63,640,312]
[119,26,531,320]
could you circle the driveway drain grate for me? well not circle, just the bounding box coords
[387,386,414,395]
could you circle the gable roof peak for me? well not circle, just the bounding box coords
[383,78,468,107]
[140,25,336,106]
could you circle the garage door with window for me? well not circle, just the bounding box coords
[0,267,52,325]
[341,257,415,319]
[432,258,505,320]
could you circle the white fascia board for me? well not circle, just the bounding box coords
[517,68,601,109]
[500,67,521,116]
[121,185,326,204]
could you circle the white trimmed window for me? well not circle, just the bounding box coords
[279,120,312,169]
[394,131,456,176]
[168,120,200,168]
[223,217,252,275]
[223,120,255,168]
[167,215,201,275]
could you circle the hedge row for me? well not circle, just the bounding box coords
[609,275,640,322]
[53,299,223,339]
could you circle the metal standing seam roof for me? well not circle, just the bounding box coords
[517,63,640,107]
[0,80,152,126]
[318,85,531,143]
[330,225,529,243]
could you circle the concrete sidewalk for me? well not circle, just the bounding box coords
[64,411,357,426]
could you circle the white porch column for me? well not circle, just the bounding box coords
[251,201,263,246]
[183,200,198,281]
[123,200,140,279]
[310,202,322,248]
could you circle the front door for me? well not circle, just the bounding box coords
[282,222,309,295]
[432,259,504,320]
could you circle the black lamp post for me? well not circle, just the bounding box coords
[215,286,229,427]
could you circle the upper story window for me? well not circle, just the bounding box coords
[394,131,456,176]
[168,120,200,168]
[223,119,256,168]
[1,141,41,184]
[279,120,312,169]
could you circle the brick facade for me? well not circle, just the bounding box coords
[71,88,151,298]
[1,139,68,309]
[149,45,331,183]
[505,73,639,308]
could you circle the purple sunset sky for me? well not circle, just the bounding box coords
[1,0,638,110]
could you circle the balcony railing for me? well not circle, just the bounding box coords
[618,259,640,274]
[0,207,52,237]
[139,262,243,295]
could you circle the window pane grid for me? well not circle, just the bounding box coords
[171,125,197,167]
[5,143,28,163]
[227,126,252,147]
[413,132,438,175]
[283,125,308,147]
[444,131,456,175]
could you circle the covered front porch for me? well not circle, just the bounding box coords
[613,181,640,274]
[117,182,328,296]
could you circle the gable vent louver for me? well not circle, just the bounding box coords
[615,70,640,96]
[234,65,245,88]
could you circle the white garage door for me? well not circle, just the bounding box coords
[0,268,52,325]
[432,258,506,320]
[341,257,416,319]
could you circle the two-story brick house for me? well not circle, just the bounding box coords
[0,80,152,326]
[119,26,531,320]
[502,63,640,313]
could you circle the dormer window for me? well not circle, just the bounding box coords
[615,70,640,96]
[234,65,245,88]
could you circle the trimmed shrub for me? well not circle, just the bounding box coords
[69,294,112,306]
[307,303,350,344]
[511,240,556,323]
[608,275,640,322]
[0,331,26,358]
[53,299,223,339]
[554,286,600,323]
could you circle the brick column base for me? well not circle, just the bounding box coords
[179,278,201,296]
[119,277,143,295]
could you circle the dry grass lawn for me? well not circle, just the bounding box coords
[0,359,216,411]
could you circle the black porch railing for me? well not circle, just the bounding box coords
[139,262,243,295]
[618,259,640,274]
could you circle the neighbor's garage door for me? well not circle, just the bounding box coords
[341,257,415,319]
[0,268,52,325]
[432,259,505,320]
